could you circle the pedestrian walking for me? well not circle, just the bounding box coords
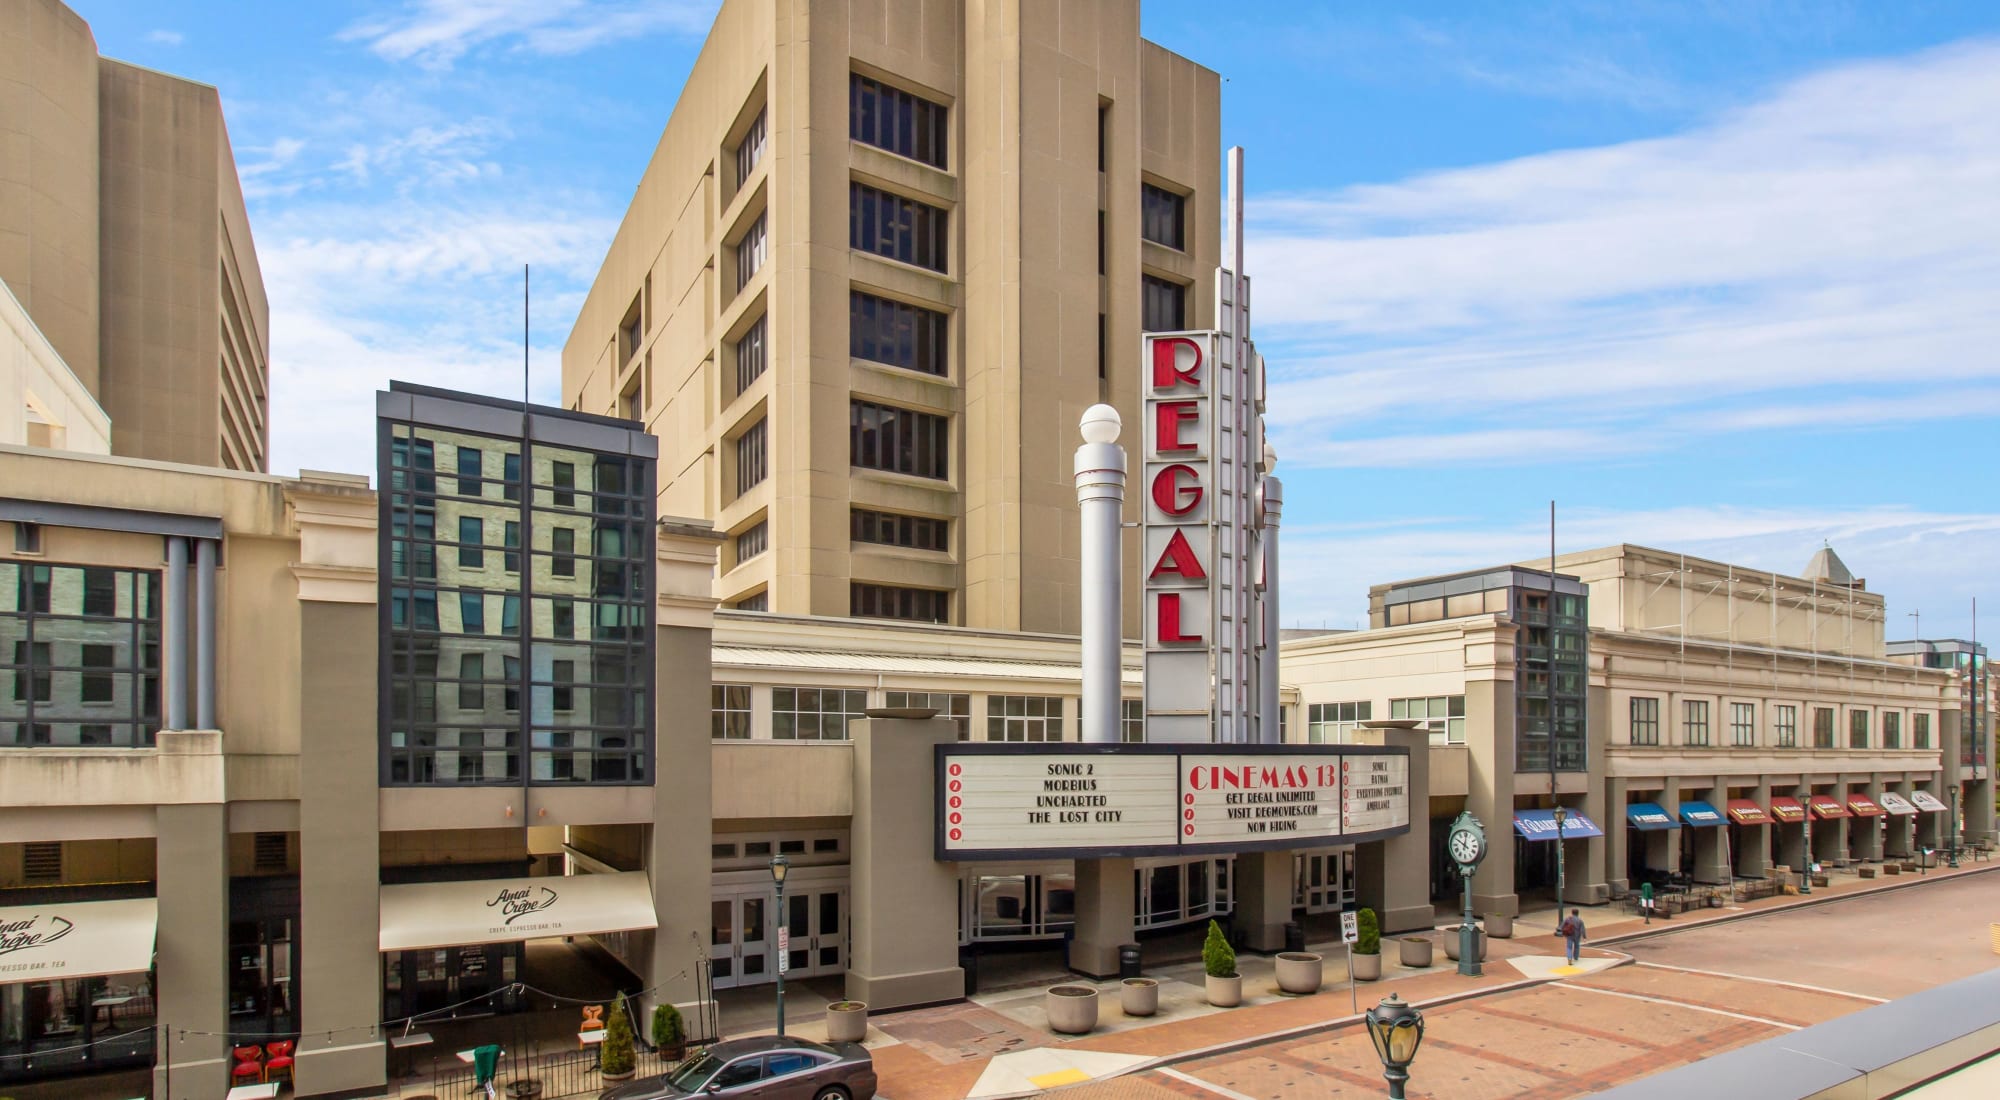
[1559,908,1586,964]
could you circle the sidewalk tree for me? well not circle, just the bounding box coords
[1357,908,1381,955]
[652,1002,686,1058]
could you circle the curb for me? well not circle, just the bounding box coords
[1595,860,2000,948]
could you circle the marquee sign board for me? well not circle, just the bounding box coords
[1141,331,1221,743]
[937,743,1412,860]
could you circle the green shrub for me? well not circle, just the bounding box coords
[1202,919,1237,978]
[1356,908,1380,955]
[651,1002,684,1050]
[602,999,636,1076]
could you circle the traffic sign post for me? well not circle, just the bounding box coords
[1340,911,1359,1013]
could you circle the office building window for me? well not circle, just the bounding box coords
[1122,699,1144,743]
[850,508,947,551]
[850,582,948,623]
[457,654,484,711]
[849,74,947,168]
[1849,708,1869,749]
[503,520,520,573]
[736,419,767,496]
[1307,701,1371,744]
[1630,697,1661,745]
[735,213,767,293]
[623,313,642,364]
[1813,706,1835,749]
[1141,184,1185,250]
[458,516,483,568]
[1390,695,1464,744]
[1142,275,1185,332]
[13,522,41,553]
[734,521,768,564]
[1731,703,1756,747]
[735,315,767,393]
[1775,704,1798,747]
[731,592,768,612]
[1914,712,1931,749]
[1883,710,1901,749]
[712,684,752,740]
[2,562,161,748]
[850,183,948,272]
[1683,700,1710,746]
[850,400,948,480]
[884,691,971,739]
[850,290,947,376]
[772,687,868,741]
[986,695,1063,742]
[735,108,766,184]
[552,527,576,577]
[552,462,575,508]
[455,445,483,497]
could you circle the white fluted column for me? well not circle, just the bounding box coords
[1258,471,1282,744]
[1076,405,1127,744]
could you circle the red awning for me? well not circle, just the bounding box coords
[1808,795,1851,819]
[1726,799,1773,826]
[1768,797,1807,823]
[1846,795,1886,817]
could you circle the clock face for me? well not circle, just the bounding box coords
[1449,829,1482,865]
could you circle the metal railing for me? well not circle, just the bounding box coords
[433,1046,677,1099]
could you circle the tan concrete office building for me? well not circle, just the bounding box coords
[562,0,1220,636]
[0,0,271,471]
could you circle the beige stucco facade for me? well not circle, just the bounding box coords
[1,277,110,452]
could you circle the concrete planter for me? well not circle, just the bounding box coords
[1442,929,1487,963]
[1350,951,1382,982]
[1399,937,1434,969]
[1858,867,1876,879]
[1884,863,1901,875]
[1811,874,1830,888]
[826,1001,868,1043]
[1483,913,1513,938]
[1275,952,1323,994]
[1120,978,1159,1017]
[1046,985,1099,1034]
[1205,973,1242,1008]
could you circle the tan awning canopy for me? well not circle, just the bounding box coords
[0,897,157,982]
[379,871,656,952]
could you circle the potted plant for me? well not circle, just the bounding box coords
[1120,977,1159,1017]
[600,999,636,1081]
[1202,919,1241,1007]
[1275,949,1323,995]
[1442,926,1487,962]
[826,1000,868,1043]
[1483,912,1513,938]
[1045,985,1099,1034]
[651,1002,686,1060]
[1350,908,1381,981]
[1398,935,1433,969]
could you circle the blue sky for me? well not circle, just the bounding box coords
[72,1,2000,639]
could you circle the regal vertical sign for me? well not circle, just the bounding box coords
[1143,332,1219,742]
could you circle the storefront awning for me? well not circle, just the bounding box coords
[1726,799,1773,826]
[1768,797,1807,823]
[1911,791,1949,813]
[1679,801,1726,828]
[379,871,656,952]
[1513,809,1606,841]
[0,897,156,981]
[1626,802,1677,830]
[1807,795,1851,820]
[1876,792,1918,816]
[1846,795,1887,818]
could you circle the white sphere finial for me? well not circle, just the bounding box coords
[1262,440,1278,473]
[1080,404,1122,445]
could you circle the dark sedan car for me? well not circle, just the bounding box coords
[600,1036,877,1100]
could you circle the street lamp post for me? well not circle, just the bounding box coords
[770,855,790,1036]
[1552,804,1568,912]
[1948,788,1959,868]
[1364,993,1426,1100]
[1800,791,1813,895]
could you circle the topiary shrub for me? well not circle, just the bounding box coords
[651,1002,685,1054]
[601,999,636,1077]
[1202,918,1237,978]
[1356,908,1380,955]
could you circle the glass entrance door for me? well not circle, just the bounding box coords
[782,887,847,979]
[708,892,773,989]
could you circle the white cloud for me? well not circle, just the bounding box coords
[145,29,184,47]
[1251,39,2000,467]
[342,0,717,68]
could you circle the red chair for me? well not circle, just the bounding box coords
[264,1039,295,1085]
[231,1045,264,1084]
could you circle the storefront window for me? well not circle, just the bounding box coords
[975,876,1029,937]
[229,918,296,1041]
[0,973,154,1082]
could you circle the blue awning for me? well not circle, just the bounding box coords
[1513,809,1606,841]
[1626,802,1678,830]
[1678,801,1726,828]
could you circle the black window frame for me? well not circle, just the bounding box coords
[850,582,950,623]
[850,507,948,551]
[849,183,948,273]
[849,399,948,480]
[850,290,948,377]
[1142,274,1185,332]
[1141,183,1186,250]
[849,73,947,168]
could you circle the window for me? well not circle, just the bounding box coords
[623,314,643,363]
[851,582,948,623]
[504,520,520,572]
[1142,275,1184,332]
[553,527,575,577]
[734,213,767,293]
[734,521,768,564]
[1849,709,1869,749]
[458,516,483,568]
[1390,696,1464,744]
[1914,712,1931,749]
[13,522,41,553]
[1776,704,1798,748]
[503,453,521,502]
[1630,697,1661,745]
[1307,701,1372,744]
[772,687,868,741]
[1683,700,1710,746]
[1883,710,1901,749]
[986,695,1064,742]
[552,598,574,639]
[884,691,971,739]
[849,74,947,168]
[456,446,482,496]
[551,660,575,712]
[736,419,768,495]
[735,315,767,393]
[1813,707,1835,749]
[851,508,947,551]
[1141,184,1185,250]
[735,108,767,184]
[552,462,575,508]
[1122,698,1144,743]
[458,654,484,710]
[849,183,948,272]
[79,644,115,703]
[82,568,117,616]
[2,562,161,748]
[1731,703,1756,747]
[731,592,769,612]
[459,592,485,634]
[850,400,948,479]
[850,290,948,376]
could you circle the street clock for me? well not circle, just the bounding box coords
[1447,811,1487,873]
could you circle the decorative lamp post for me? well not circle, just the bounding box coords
[1552,803,1568,909]
[1948,788,1959,868]
[1800,792,1813,895]
[1364,992,1426,1099]
[770,855,790,1035]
